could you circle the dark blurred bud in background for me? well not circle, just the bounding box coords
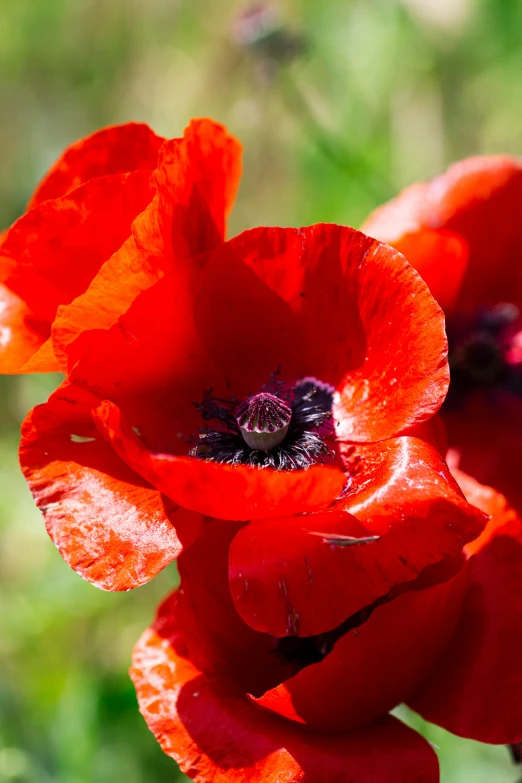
[232,3,306,80]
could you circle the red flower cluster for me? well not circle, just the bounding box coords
[2,122,522,782]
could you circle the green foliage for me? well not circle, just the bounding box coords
[0,1,521,780]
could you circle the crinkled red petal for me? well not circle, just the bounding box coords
[157,118,242,248]
[19,382,203,590]
[408,470,522,743]
[253,567,467,731]
[362,155,522,314]
[28,122,164,207]
[2,170,155,325]
[52,119,242,372]
[229,436,486,637]
[130,610,439,783]
[192,224,448,440]
[92,398,346,521]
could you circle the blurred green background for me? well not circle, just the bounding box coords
[1,0,522,780]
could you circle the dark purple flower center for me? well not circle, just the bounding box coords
[191,376,334,470]
[446,302,522,405]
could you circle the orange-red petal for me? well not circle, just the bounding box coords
[453,468,521,556]
[408,471,522,743]
[130,608,439,783]
[19,382,202,590]
[388,229,469,313]
[51,119,242,372]
[28,122,164,207]
[362,155,522,315]
[229,436,486,637]
[2,171,155,325]
[0,283,59,373]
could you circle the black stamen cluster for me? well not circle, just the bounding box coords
[446,302,522,406]
[190,378,334,470]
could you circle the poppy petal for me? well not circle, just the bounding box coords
[130,609,439,783]
[67,273,225,453]
[52,119,242,371]
[19,382,202,590]
[174,520,297,696]
[193,224,448,439]
[2,170,155,325]
[253,568,466,731]
[28,122,164,207]
[0,284,59,373]
[387,229,469,313]
[361,182,429,243]
[92,398,346,521]
[20,337,61,373]
[362,155,522,314]
[453,468,521,556]
[408,471,522,743]
[229,436,486,637]
[161,118,242,242]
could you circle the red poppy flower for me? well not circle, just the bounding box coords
[18,214,484,600]
[130,467,522,782]
[0,119,242,373]
[362,156,522,509]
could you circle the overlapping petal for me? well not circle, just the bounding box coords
[0,171,155,372]
[1,172,155,324]
[28,122,165,207]
[0,119,242,375]
[408,471,522,744]
[383,229,469,313]
[157,118,242,246]
[362,155,522,314]
[229,436,486,637]
[0,124,162,376]
[0,283,60,373]
[130,603,439,783]
[52,119,242,372]
[455,469,521,555]
[61,266,225,449]
[253,567,466,731]
[19,382,203,590]
[174,521,297,696]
